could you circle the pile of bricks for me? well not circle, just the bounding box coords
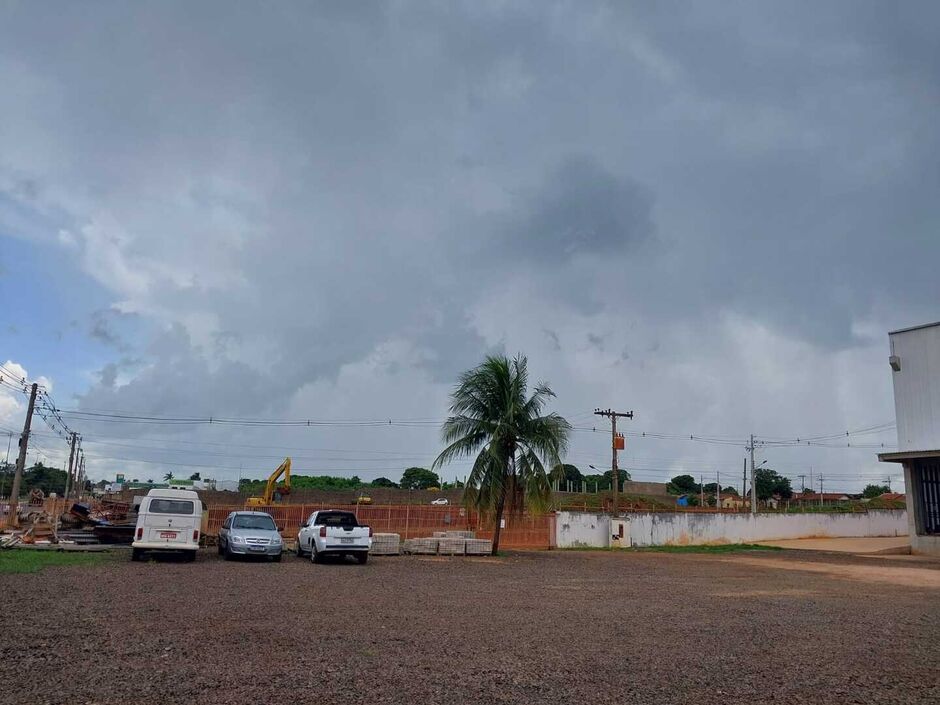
[398,531,492,556]
[370,533,401,555]
[402,537,439,554]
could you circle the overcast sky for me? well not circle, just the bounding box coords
[1,1,937,492]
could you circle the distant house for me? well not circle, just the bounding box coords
[720,494,748,510]
[878,492,905,502]
[789,492,850,506]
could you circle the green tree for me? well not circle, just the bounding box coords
[433,354,571,554]
[755,468,793,501]
[862,484,891,498]
[19,463,68,496]
[667,474,700,495]
[163,472,174,481]
[552,463,583,490]
[370,476,399,488]
[400,467,440,490]
[189,472,201,481]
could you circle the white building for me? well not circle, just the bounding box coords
[879,321,940,555]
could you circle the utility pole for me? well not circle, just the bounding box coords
[798,474,806,493]
[818,476,824,508]
[594,408,634,514]
[7,383,38,528]
[716,471,720,511]
[748,434,757,515]
[64,432,77,501]
[1,431,12,498]
[742,458,747,498]
[886,476,892,491]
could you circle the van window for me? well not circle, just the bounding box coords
[149,499,195,515]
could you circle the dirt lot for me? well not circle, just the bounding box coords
[2,549,939,705]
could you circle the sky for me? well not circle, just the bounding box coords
[1,1,938,493]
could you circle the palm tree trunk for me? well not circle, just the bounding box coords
[491,477,507,556]
[490,449,515,555]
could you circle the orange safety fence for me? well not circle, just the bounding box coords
[205,503,555,549]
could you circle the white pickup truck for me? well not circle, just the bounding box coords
[296,510,372,564]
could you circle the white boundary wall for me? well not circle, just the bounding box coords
[555,510,908,548]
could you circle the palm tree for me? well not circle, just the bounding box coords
[433,354,570,554]
[163,472,173,482]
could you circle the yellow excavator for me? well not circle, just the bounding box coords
[246,457,292,506]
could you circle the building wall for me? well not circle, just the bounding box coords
[889,322,940,452]
[554,510,908,548]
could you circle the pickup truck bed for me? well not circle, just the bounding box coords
[296,510,372,564]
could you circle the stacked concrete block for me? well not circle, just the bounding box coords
[433,530,475,539]
[402,537,439,555]
[436,537,467,555]
[464,538,493,555]
[370,533,401,555]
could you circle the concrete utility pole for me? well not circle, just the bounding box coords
[716,471,720,511]
[798,474,806,493]
[64,432,77,501]
[7,383,38,528]
[818,476,824,508]
[742,458,747,498]
[749,434,757,515]
[593,408,634,514]
[700,474,705,508]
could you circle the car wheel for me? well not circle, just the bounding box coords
[184,551,196,563]
[224,542,235,561]
[273,552,282,563]
[296,541,305,558]
[217,539,223,555]
[131,548,144,562]
[311,545,322,564]
[355,552,368,565]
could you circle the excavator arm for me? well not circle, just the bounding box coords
[247,457,292,506]
[263,457,291,504]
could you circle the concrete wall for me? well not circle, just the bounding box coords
[555,510,909,548]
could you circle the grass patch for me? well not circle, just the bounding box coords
[631,543,782,553]
[0,550,114,574]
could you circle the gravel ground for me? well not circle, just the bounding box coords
[2,548,939,704]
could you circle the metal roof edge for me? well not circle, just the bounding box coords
[888,320,940,336]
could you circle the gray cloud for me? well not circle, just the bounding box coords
[0,1,936,490]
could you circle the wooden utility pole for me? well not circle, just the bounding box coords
[7,383,38,528]
[593,408,633,514]
[63,432,77,501]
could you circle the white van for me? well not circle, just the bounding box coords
[132,489,203,561]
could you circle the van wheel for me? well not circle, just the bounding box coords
[131,548,144,562]
[355,553,368,565]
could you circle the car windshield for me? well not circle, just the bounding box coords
[233,515,277,531]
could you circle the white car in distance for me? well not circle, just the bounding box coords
[296,510,372,564]
[431,497,449,505]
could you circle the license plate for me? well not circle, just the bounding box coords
[249,546,264,551]
[160,531,177,539]
[341,537,354,544]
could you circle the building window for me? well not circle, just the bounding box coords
[917,461,940,535]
